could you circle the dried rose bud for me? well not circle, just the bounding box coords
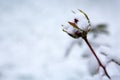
[62,9,91,39]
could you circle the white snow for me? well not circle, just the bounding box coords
[0,0,120,80]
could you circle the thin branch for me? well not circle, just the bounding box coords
[83,36,111,79]
[111,60,120,65]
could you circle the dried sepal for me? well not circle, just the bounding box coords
[62,25,82,39]
[62,9,91,39]
[78,9,91,27]
[68,21,80,29]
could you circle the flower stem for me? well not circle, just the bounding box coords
[83,36,111,79]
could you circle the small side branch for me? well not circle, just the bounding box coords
[101,52,120,66]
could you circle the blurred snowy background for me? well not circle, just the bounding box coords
[0,0,120,80]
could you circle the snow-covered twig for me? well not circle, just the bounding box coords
[83,37,111,79]
[62,9,111,79]
[101,52,120,66]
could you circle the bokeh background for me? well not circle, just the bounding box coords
[0,0,120,80]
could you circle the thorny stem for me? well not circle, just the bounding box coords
[83,36,111,79]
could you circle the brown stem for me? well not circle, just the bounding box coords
[83,36,111,79]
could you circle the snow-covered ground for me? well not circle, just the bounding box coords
[0,0,120,80]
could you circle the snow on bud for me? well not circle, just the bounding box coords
[62,24,82,39]
[62,9,91,39]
